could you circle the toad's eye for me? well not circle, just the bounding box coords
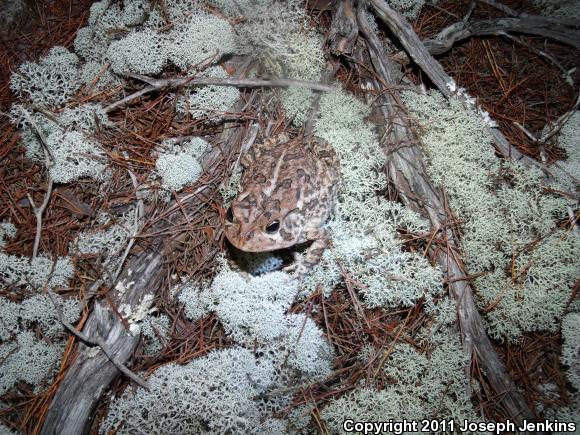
[265,220,280,233]
[226,206,235,222]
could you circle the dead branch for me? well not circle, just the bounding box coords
[113,164,145,282]
[357,2,537,427]
[327,0,358,56]
[537,93,580,145]
[367,0,573,191]
[46,289,149,389]
[422,16,580,56]
[22,111,54,260]
[104,74,337,113]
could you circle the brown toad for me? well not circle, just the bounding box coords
[224,133,340,275]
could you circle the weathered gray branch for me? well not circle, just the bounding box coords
[423,16,580,56]
[105,74,337,113]
[368,0,572,191]
[47,289,148,389]
[358,2,537,427]
[41,253,161,435]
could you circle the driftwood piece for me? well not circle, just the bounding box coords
[368,0,573,190]
[357,2,537,427]
[104,74,337,113]
[41,108,252,435]
[41,302,141,435]
[423,16,580,56]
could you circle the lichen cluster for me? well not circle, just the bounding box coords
[323,329,477,430]
[108,262,333,434]
[0,224,78,394]
[402,90,578,342]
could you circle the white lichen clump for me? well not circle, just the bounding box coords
[78,0,235,77]
[561,312,580,391]
[304,90,444,312]
[100,341,317,434]
[10,103,109,164]
[163,262,333,431]
[10,46,80,108]
[47,130,109,183]
[108,29,167,75]
[388,0,426,20]
[59,103,110,131]
[167,11,236,70]
[553,111,580,193]
[546,312,580,434]
[0,222,17,248]
[0,253,74,290]
[73,211,135,257]
[177,284,209,322]
[530,0,580,19]
[199,265,299,344]
[140,314,171,356]
[10,103,110,185]
[0,222,78,397]
[0,294,80,394]
[401,90,578,341]
[100,347,277,434]
[155,137,209,192]
[0,331,62,395]
[323,329,477,430]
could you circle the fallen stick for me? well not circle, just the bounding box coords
[105,74,337,113]
[357,2,537,427]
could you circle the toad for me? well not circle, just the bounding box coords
[224,133,340,276]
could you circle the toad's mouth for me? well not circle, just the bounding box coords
[223,224,304,253]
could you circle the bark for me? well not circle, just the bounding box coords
[368,0,570,188]
[423,16,580,56]
[41,111,251,435]
[328,0,358,56]
[358,1,538,427]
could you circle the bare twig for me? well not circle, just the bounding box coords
[537,93,580,145]
[46,289,149,389]
[513,122,549,163]
[567,207,578,235]
[21,109,54,164]
[422,15,580,56]
[22,111,54,260]
[27,178,54,260]
[104,74,337,113]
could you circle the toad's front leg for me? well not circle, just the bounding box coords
[284,228,328,278]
